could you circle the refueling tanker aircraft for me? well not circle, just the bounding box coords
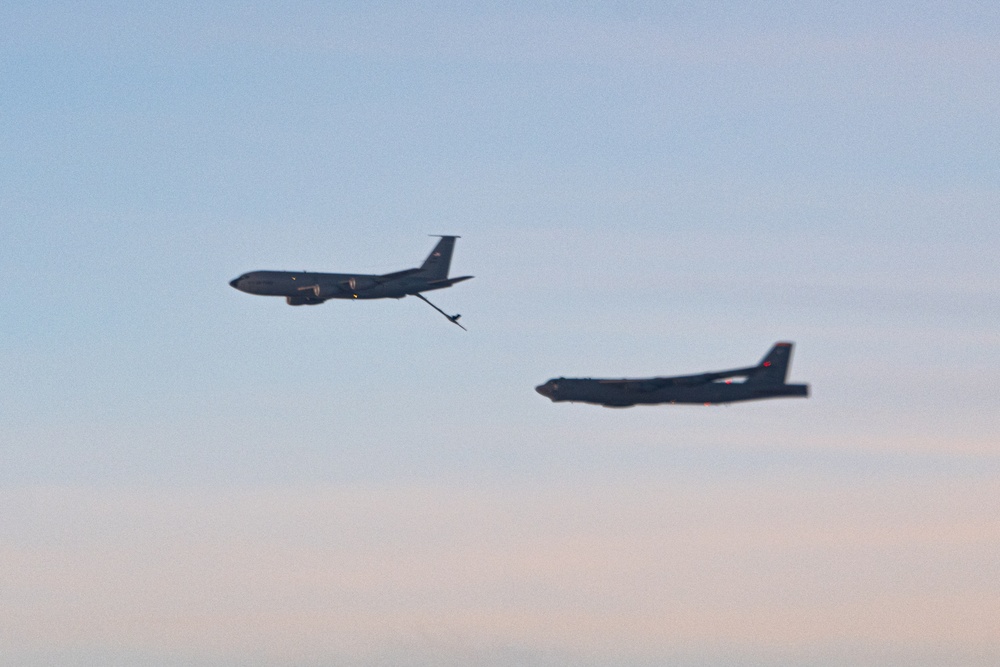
[229,236,472,329]
[535,342,809,407]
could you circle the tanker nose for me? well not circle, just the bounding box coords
[229,277,241,289]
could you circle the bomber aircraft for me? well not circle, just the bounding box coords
[535,342,809,407]
[229,236,473,329]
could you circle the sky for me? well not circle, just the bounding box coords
[1,1,999,665]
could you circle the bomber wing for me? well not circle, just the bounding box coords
[597,366,760,393]
[596,379,662,392]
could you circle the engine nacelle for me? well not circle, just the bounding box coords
[286,296,321,306]
[342,276,377,292]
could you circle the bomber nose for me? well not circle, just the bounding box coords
[535,383,551,397]
[229,277,241,289]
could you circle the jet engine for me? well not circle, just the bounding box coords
[341,276,377,292]
[286,296,322,306]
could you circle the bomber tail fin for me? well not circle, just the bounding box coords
[420,235,459,280]
[745,342,794,385]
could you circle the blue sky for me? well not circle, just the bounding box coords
[2,2,999,665]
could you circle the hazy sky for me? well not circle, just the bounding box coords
[2,2,999,665]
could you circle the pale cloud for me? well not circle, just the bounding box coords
[2,479,998,665]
